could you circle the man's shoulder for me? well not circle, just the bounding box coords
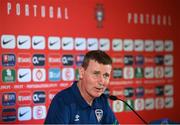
[53,86,75,104]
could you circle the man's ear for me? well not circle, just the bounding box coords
[78,66,85,79]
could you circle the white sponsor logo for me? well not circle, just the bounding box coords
[99,38,110,51]
[155,40,164,52]
[164,67,173,78]
[62,37,74,50]
[135,98,144,111]
[155,66,164,78]
[112,57,123,63]
[155,97,164,109]
[164,54,173,66]
[75,38,86,50]
[17,35,31,49]
[18,106,32,121]
[62,68,74,81]
[48,54,61,65]
[113,100,124,112]
[134,39,144,51]
[48,36,61,50]
[33,68,46,82]
[32,36,45,50]
[18,94,31,102]
[145,89,154,95]
[1,34,16,49]
[164,85,174,96]
[145,40,154,52]
[17,54,31,64]
[145,98,154,110]
[144,56,154,64]
[144,67,154,79]
[33,105,46,119]
[123,39,133,51]
[112,39,123,51]
[165,40,173,51]
[165,97,173,108]
[123,67,134,79]
[87,38,98,50]
[18,68,31,82]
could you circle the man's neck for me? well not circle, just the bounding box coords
[77,81,94,106]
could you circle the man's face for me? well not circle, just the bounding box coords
[79,60,112,98]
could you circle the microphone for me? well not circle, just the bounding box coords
[109,95,148,124]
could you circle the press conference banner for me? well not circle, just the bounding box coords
[0,0,179,124]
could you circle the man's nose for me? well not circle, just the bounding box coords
[98,75,105,84]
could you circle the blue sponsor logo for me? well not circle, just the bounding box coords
[155,55,164,65]
[2,54,16,66]
[124,55,133,65]
[32,54,45,66]
[62,55,74,66]
[155,86,164,96]
[2,93,16,106]
[113,68,122,78]
[33,91,46,104]
[75,55,84,66]
[49,68,61,81]
[135,87,144,97]
[124,87,134,97]
[2,108,16,122]
[135,55,144,65]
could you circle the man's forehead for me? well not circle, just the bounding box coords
[88,59,111,65]
[86,60,112,72]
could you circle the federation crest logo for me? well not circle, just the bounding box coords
[95,109,103,122]
[95,4,104,28]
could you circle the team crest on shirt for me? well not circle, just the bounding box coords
[95,109,103,122]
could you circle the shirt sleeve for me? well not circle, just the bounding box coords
[44,94,70,124]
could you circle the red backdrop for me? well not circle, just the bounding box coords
[0,0,180,124]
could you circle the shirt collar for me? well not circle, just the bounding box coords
[71,81,101,109]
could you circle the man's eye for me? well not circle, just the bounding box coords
[94,72,99,76]
[103,74,109,79]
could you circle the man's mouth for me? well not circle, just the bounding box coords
[95,87,104,92]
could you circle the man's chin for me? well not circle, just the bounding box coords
[93,92,103,98]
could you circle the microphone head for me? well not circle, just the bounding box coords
[104,88,110,95]
[103,88,110,98]
[109,95,118,100]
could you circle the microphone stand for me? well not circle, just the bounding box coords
[109,95,148,124]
